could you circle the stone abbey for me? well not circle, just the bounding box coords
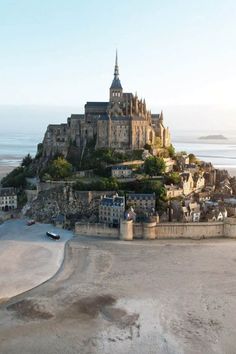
[42,52,171,157]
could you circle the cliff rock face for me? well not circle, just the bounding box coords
[26,186,114,225]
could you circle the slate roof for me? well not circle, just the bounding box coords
[110,78,122,89]
[0,188,16,197]
[100,196,125,207]
[69,114,84,119]
[85,102,109,107]
[127,193,156,200]
[112,166,132,170]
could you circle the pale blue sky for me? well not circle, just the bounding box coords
[0,0,236,132]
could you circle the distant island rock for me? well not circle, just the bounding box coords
[198,134,227,140]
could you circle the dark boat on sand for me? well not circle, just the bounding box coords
[46,231,60,240]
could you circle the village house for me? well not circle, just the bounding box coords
[184,163,199,174]
[126,193,156,214]
[99,194,125,226]
[163,157,175,173]
[180,172,194,196]
[165,184,183,199]
[176,154,189,169]
[206,207,228,222]
[0,188,17,211]
[111,165,133,178]
[181,201,201,222]
[218,178,233,196]
[193,172,205,192]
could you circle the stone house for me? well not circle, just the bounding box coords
[218,178,233,196]
[184,163,199,174]
[165,184,183,199]
[111,166,132,178]
[206,207,227,222]
[163,158,175,173]
[99,194,125,226]
[180,172,194,196]
[193,172,205,192]
[182,202,201,222]
[176,154,189,171]
[126,193,156,214]
[0,188,17,211]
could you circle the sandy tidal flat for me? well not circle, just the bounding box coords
[0,219,73,300]
[1,237,236,353]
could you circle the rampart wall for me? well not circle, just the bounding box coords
[75,222,118,238]
[75,218,236,241]
[156,222,224,239]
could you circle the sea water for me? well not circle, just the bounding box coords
[0,132,41,167]
[173,131,236,172]
[1,130,236,174]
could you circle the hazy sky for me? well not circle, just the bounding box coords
[0,0,235,132]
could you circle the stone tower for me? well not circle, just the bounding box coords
[109,51,123,103]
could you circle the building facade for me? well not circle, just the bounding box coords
[99,194,125,226]
[126,193,156,213]
[0,188,17,211]
[111,166,133,178]
[41,52,171,158]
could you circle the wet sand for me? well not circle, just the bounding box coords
[0,166,14,181]
[1,237,236,353]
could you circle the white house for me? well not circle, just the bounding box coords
[0,188,17,211]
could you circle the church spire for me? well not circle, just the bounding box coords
[110,50,122,90]
[114,50,119,79]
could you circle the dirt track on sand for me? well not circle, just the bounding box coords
[1,237,236,353]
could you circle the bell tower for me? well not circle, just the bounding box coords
[109,50,123,103]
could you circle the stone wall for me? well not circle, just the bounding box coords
[75,222,118,238]
[224,218,236,237]
[74,218,236,240]
[156,222,224,239]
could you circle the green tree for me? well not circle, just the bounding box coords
[1,167,26,188]
[167,144,175,158]
[189,153,199,164]
[143,156,166,176]
[49,157,73,179]
[166,172,180,185]
[21,153,33,167]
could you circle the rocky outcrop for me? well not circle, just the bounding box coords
[26,186,115,226]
